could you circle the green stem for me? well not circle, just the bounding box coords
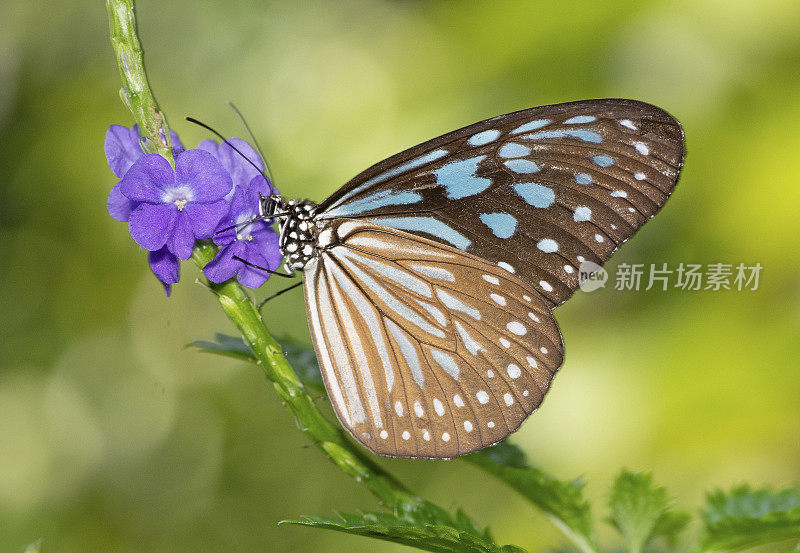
[106,0,418,510]
[191,244,414,507]
[106,0,175,162]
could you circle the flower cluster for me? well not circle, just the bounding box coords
[104,125,282,295]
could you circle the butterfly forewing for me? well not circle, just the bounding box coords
[316,99,685,306]
[304,219,563,458]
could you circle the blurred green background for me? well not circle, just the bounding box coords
[1,0,799,551]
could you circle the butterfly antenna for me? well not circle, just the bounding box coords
[184,116,271,188]
[214,210,290,236]
[227,102,275,183]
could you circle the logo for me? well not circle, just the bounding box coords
[578,261,608,292]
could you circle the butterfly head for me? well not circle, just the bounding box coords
[257,192,286,220]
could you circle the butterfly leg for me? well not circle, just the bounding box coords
[257,280,303,310]
[232,255,295,278]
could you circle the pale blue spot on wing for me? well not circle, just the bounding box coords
[386,319,424,388]
[510,119,551,134]
[433,155,491,199]
[468,129,501,146]
[564,115,597,124]
[513,183,555,208]
[323,189,422,218]
[610,190,628,198]
[430,349,460,380]
[479,212,517,239]
[573,206,592,221]
[503,159,540,173]
[337,253,445,339]
[592,154,614,167]
[575,173,593,185]
[372,216,472,250]
[498,142,531,158]
[339,249,432,298]
[326,148,449,211]
[522,129,602,143]
[536,238,558,253]
[436,289,481,320]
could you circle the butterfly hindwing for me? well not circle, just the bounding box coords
[304,219,563,458]
[316,99,685,306]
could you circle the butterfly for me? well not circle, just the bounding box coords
[260,99,685,459]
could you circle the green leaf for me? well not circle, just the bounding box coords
[650,509,691,545]
[698,485,800,551]
[283,510,527,553]
[187,333,256,362]
[465,441,598,553]
[607,470,689,553]
[186,334,324,393]
[23,540,42,553]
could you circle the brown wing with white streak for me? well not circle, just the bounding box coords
[303,219,564,459]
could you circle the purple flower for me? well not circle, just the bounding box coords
[203,175,282,288]
[196,138,264,200]
[105,124,185,222]
[149,246,180,296]
[120,149,233,260]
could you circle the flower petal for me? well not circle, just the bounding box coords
[168,130,185,154]
[257,228,283,271]
[120,154,175,203]
[149,246,180,296]
[167,213,196,260]
[197,138,264,191]
[104,125,143,177]
[202,242,243,283]
[174,149,233,202]
[184,200,229,239]
[236,239,280,289]
[129,203,177,251]
[107,182,138,222]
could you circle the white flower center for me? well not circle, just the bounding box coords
[234,212,255,241]
[161,185,195,211]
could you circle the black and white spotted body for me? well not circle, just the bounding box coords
[275,199,319,271]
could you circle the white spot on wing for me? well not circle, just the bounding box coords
[410,263,455,282]
[436,289,481,320]
[454,321,485,356]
